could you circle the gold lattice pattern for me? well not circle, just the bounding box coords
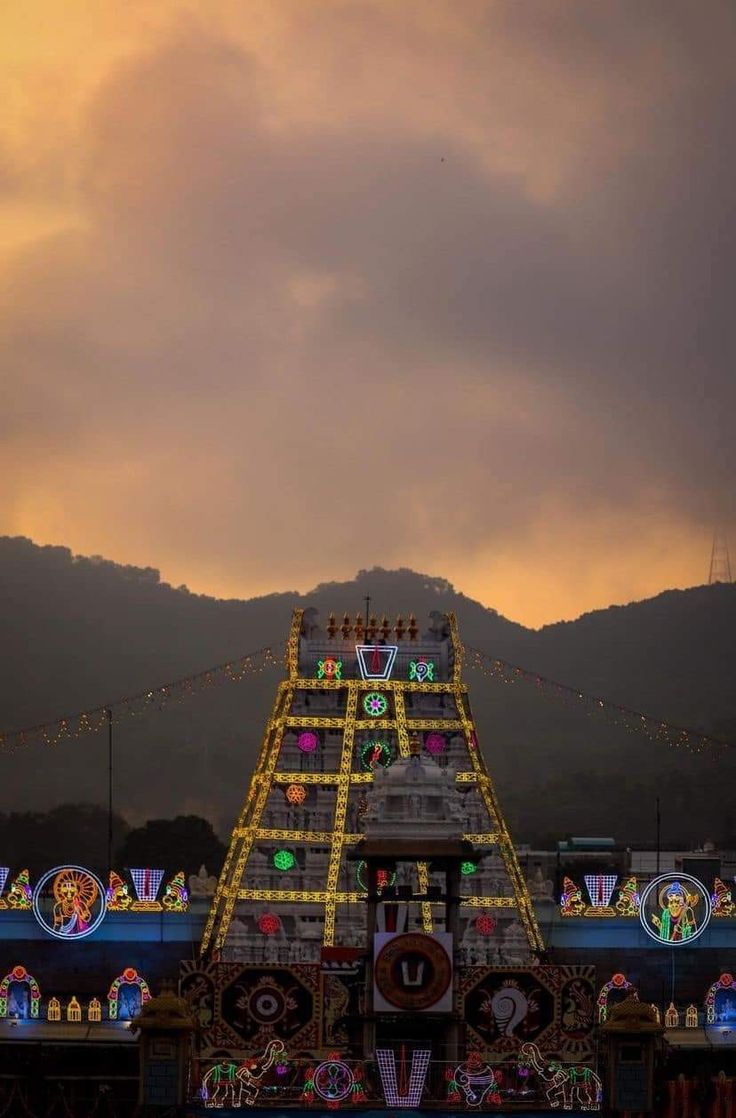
[201,610,544,956]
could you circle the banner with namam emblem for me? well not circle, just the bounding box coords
[373,932,453,1013]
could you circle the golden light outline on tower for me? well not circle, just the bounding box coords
[202,609,544,958]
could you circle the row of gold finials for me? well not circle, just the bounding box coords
[324,613,421,640]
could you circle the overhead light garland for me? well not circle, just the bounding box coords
[465,646,732,755]
[1,633,730,758]
[0,643,284,752]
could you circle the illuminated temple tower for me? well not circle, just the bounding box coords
[201,609,543,963]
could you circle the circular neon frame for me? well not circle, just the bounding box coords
[360,740,392,770]
[312,1059,355,1103]
[638,872,711,945]
[32,865,107,941]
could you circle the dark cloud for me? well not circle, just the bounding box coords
[2,2,735,622]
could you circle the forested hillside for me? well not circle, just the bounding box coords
[2,536,735,845]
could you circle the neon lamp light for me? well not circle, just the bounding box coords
[461,861,477,876]
[258,913,281,935]
[297,731,318,753]
[475,913,496,936]
[356,645,398,681]
[376,1048,431,1107]
[129,868,164,911]
[0,868,9,909]
[285,783,307,804]
[273,850,296,871]
[424,732,446,755]
[584,874,618,907]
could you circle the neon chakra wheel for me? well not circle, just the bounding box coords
[363,692,388,717]
[312,1059,355,1103]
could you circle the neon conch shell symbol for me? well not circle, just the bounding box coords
[491,985,528,1037]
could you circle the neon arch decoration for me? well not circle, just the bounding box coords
[639,872,711,945]
[0,867,9,909]
[33,865,106,940]
[597,973,637,1023]
[706,973,736,1025]
[0,965,41,1019]
[108,967,151,1021]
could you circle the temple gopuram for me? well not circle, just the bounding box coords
[0,609,735,1115]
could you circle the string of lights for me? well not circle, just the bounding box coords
[0,643,285,752]
[465,646,732,755]
[1,632,729,757]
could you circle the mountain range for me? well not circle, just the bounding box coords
[1,535,735,847]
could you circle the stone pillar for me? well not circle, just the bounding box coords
[133,989,195,1109]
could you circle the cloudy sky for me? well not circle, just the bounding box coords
[2,1,734,627]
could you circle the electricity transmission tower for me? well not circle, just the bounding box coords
[708,527,733,584]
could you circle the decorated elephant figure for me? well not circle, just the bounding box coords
[519,1042,602,1110]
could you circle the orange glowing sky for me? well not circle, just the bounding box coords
[2,1,734,627]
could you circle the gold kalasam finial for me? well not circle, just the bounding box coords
[354,613,365,641]
[327,613,337,639]
[380,615,391,640]
[395,615,405,639]
[367,614,378,640]
[341,614,352,638]
[407,614,418,640]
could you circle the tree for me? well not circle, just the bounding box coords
[0,803,129,878]
[114,815,227,877]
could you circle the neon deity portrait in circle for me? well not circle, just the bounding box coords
[639,872,711,944]
[33,866,107,940]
